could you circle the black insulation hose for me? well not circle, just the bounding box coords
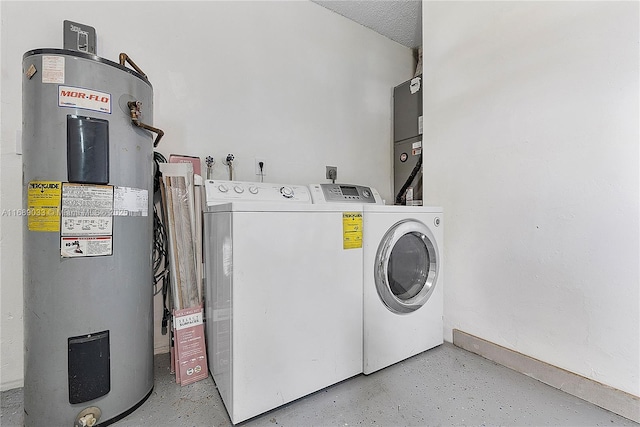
[395,155,422,205]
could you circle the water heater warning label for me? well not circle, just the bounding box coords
[61,183,113,236]
[60,183,114,258]
[343,212,363,250]
[27,181,62,232]
[61,236,112,257]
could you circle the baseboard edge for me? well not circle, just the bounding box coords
[1,378,24,392]
[452,329,639,423]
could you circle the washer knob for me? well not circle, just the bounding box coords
[362,189,371,198]
[249,186,259,194]
[280,186,294,198]
[218,184,228,193]
[234,185,244,194]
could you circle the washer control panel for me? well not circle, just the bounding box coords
[205,180,312,205]
[309,184,383,204]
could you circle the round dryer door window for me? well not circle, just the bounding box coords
[375,219,439,314]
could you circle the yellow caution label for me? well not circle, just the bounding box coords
[343,212,363,249]
[27,181,62,232]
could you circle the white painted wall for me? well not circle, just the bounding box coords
[0,1,414,390]
[422,1,639,396]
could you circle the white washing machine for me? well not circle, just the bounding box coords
[203,180,363,424]
[362,204,443,374]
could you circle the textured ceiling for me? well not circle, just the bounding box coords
[311,1,422,49]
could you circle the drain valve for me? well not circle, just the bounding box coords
[74,407,102,427]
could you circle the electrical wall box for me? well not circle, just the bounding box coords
[326,166,337,180]
[63,20,97,54]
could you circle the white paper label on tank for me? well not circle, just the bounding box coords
[42,55,65,84]
[61,183,114,236]
[113,187,148,217]
[60,236,113,257]
[58,85,111,114]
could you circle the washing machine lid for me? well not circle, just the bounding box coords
[374,218,439,314]
[206,201,364,213]
[363,204,443,214]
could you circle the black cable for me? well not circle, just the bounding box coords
[152,151,171,334]
[153,151,167,194]
[395,155,422,205]
[153,204,169,296]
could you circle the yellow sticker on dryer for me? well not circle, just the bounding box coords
[27,181,62,232]
[343,212,363,249]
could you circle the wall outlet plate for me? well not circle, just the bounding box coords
[326,166,337,180]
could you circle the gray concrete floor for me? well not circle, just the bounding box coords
[2,343,637,426]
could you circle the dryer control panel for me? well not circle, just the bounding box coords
[205,180,312,206]
[309,184,384,204]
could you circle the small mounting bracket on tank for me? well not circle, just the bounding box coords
[63,20,97,54]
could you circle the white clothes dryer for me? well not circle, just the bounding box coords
[203,180,363,424]
[308,184,443,375]
[362,204,443,374]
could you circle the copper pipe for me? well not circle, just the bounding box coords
[119,53,147,78]
[127,101,164,147]
[137,122,164,147]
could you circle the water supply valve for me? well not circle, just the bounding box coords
[127,100,164,147]
[205,156,215,179]
[224,154,235,180]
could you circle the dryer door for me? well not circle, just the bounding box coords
[375,219,439,314]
